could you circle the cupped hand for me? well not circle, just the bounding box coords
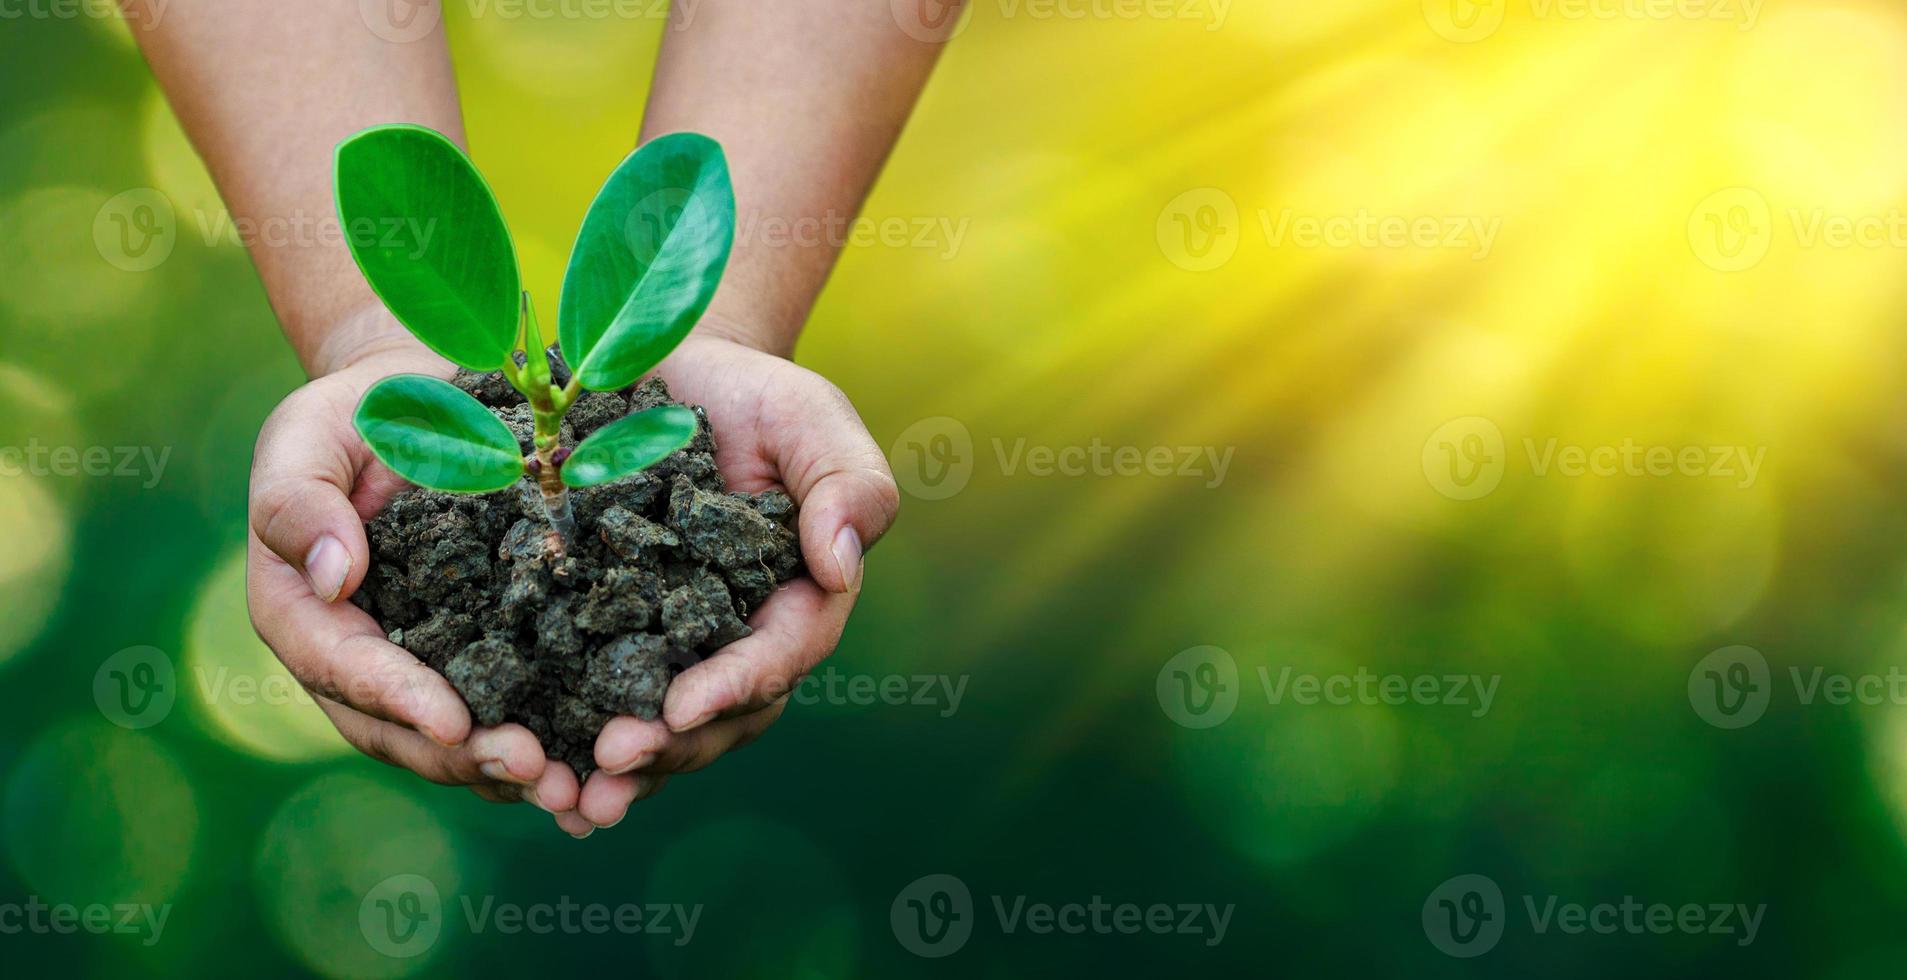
[577,331,900,826]
[246,317,898,837]
[245,314,598,836]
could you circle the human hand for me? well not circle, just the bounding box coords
[575,329,901,826]
[245,310,601,836]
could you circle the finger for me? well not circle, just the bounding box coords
[767,377,900,594]
[594,662,795,775]
[315,696,543,787]
[350,458,413,514]
[469,784,522,804]
[248,390,377,603]
[524,760,582,815]
[465,724,548,785]
[576,769,653,828]
[250,543,473,744]
[593,715,673,775]
[661,578,851,731]
[641,702,785,775]
[553,809,597,839]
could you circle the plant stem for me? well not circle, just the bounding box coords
[528,386,574,547]
[532,440,575,544]
[503,292,577,545]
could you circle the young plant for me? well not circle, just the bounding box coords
[335,125,735,546]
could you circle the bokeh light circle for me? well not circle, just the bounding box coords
[253,772,462,979]
[645,815,859,979]
[1865,685,1907,850]
[1724,6,1907,215]
[0,475,73,671]
[2,718,199,907]
[1562,475,1778,645]
[1172,651,1402,867]
[0,359,86,519]
[0,185,157,324]
[185,547,352,762]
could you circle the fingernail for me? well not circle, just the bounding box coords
[669,712,714,735]
[830,526,863,594]
[569,828,594,840]
[304,534,350,602]
[522,786,553,814]
[608,753,654,776]
[478,760,513,783]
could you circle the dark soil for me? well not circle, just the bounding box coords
[350,349,803,774]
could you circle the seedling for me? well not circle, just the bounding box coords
[335,125,735,546]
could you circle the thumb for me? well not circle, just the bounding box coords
[781,384,901,595]
[248,393,374,603]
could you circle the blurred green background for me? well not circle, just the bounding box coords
[7,0,1907,975]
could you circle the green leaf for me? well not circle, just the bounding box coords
[354,375,525,492]
[335,125,520,371]
[558,133,734,391]
[561,406,699,488]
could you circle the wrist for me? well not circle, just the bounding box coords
[305,304,453,379]
[692,308,797,359]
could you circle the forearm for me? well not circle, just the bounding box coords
[128,0,465,376]
[640,0,952,357]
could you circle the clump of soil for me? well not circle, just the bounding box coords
[350,349,803,774]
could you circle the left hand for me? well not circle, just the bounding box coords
[244,316,593,833]
[560,331,901,830]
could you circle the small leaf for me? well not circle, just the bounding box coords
[336,125,520,370]
[558,133,734,391]
[561,406,699,488]
[354,375,525,492]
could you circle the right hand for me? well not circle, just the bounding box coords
[244,313,605,837]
